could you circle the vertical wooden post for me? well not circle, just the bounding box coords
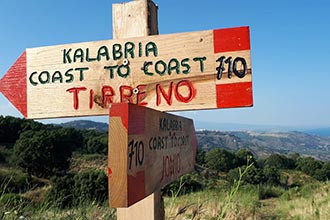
[110,0,164,219]
[115,190,164,220]
[112,0,158,39]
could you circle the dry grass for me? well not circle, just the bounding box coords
[21,185,50,204]
[164,186,261,220]
[2,182,330,220]
[70,153,107,174]
[277,182,330,220]
[164,182,330,220]
[28,204,116,220]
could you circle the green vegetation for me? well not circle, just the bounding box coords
[1,115,330,219]
[163,138,330,219]
[164,182,330,220]
[45,169,107,209]
[0,116,112,219]
[12,128,82,177]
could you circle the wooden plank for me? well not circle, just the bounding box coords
[112,1,164,219]
[0,26,252,119]
[108,103,197,207]
[109,113,128,206]
[112,0,158,39]
[116,190,164,220]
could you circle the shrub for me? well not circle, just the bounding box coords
[0,193,29,209]
[258,185,285,200]
[162,173,204,196]
[12,128,83,177]
[0,169,42,194]
[313,162,330,181]
[73,169,108,204]
[228,165,265,185]
[205,148,237,172]
[0,146,13,164]
[196,148,206,166]
[263,166,281,186]
[81,130,108,154]
[235,149,256,167]
[84,135,108,154]
[263,154,296,169]
[296,157,323,176]
[280,186,300,201]
[0,150,5,163]
[0,116,43,144]
[46,169,108,209]
[45,174,75,208]
[0,116,24,144]
[299,182,322,199]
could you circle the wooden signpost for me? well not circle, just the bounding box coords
[0,0,253,219]
[109,103,197,207]
[111,1,166,219]
[0,26,252,119]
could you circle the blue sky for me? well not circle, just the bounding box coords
[0,0,329,128]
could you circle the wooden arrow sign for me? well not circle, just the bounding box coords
[0,26,252,119]
[108,103,197,207]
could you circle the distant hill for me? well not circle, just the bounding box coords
[194,121,300,132]
[304,127,330,137]
[60,120,108,132]
[60,120,330,161]
[197,130,330,161]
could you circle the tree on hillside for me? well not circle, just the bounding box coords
[84,133,108,154]
[196,148,206,166]
[263,153,296,169]
[79,130,108,154]
[262,165,281,185]
[313,162,330,181]
[227,164,265,185]
[57,127,84,152]
[235,149,255,167]
[296,156,323,176]
[322,162,330,179]
[0,116,44,144]
[205,148,237,172]
[12,128,83,177]
[288,152,301,162]
[0,116,24,143]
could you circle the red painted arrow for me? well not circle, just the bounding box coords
[0,51,27,117]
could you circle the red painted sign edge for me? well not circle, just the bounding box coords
[110,103,147,206]
[0,51,27,117]
[213,26,253,108]
[216,82,253,108]
[128,171,146,206]
[213,26,250,53]
[110,103,146,135]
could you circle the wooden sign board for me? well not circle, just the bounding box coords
[0,26,252,119]
[108,103,197,207]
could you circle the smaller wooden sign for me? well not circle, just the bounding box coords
[108,103,197,207]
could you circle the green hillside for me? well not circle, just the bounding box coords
[60,120,330,161]
[1,116,330,219]
[197,130,330,161]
